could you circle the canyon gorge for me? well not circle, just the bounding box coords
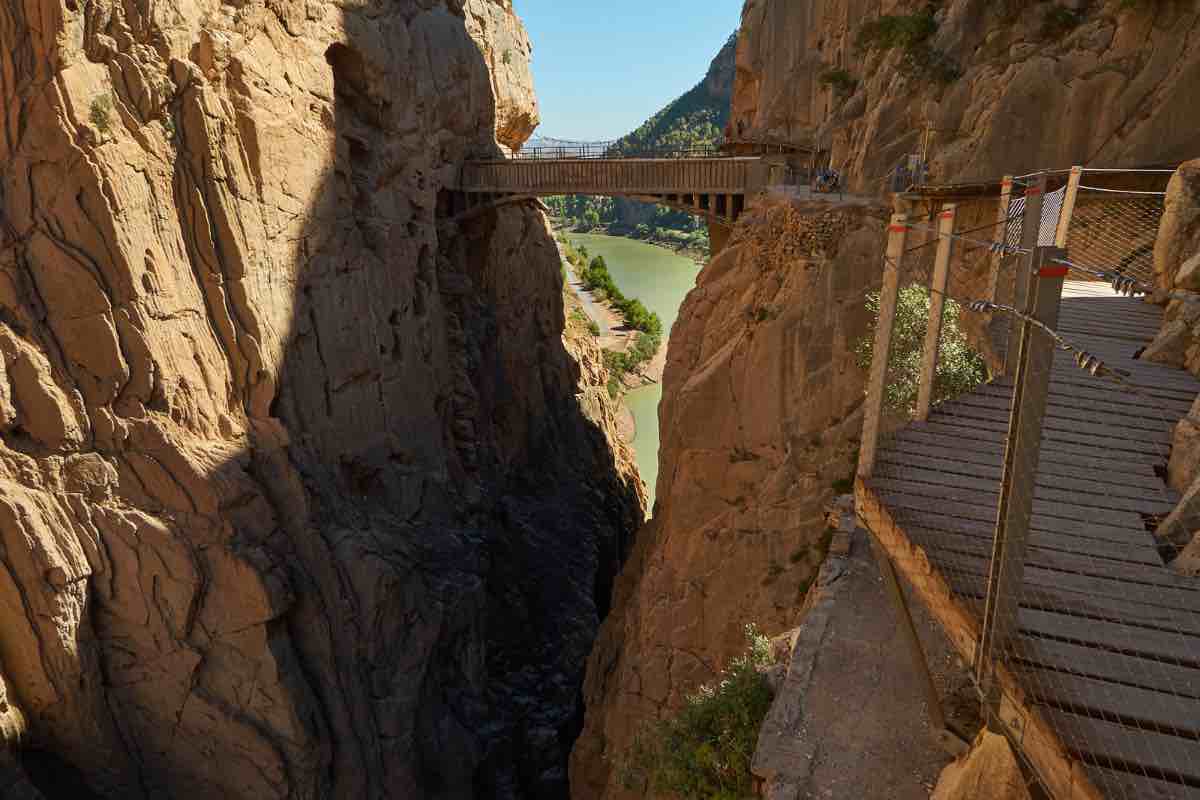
[2,0,1200,799]
[573,1,1200,798]
[0,0,642,797]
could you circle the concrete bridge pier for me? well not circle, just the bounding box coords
[708,218,732,256]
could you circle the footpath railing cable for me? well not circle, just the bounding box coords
[863,172,1200,797]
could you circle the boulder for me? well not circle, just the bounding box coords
[930,730,1033,800]
[1155,159,1200,291]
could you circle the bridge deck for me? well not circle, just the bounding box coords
[858,285,1200,799]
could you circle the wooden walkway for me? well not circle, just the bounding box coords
[858,284,1200,799]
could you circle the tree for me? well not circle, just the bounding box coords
[855,284,986,414]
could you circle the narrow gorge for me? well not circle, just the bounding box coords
[0,0,642,797]
[2,0,1200,799]
[571,1,1200,798]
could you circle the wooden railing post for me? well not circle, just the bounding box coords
[1054,166,1083,248]
[987,175,1014,305]
[915,203,957,421]
[976,245,1066,726]
[1003,172,1047,375]
[857,212,909,480]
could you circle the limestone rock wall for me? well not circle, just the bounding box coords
[0,0,641,798]
[572,2,1200,796]
[571,197,888,798]
[734,0,1200,189]
[1145,160,1200,575]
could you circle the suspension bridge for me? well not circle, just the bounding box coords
[855,167,1200,799]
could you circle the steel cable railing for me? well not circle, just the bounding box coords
[857,168,1200,800]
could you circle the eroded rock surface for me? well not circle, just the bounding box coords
[571,198,887,798]
[930,730,1033,800]
[1147,160,1200,574]
[733,0,1200,189]
[573,2,1200,796]
[0,0,640,797]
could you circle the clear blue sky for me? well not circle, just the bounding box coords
[513,0,743,141]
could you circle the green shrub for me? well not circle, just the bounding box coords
[855,7,960,85]
[578,255,663,336]
[90,94,113,133]
[501,48,513,65]
[588,319,601,337]
[1041,5,1083,38]
[855,9,937,51]
[618,625,775,799]
[819,67,859,99]
[854,284,987,415]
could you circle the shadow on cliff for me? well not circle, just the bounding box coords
[225,5,642,800]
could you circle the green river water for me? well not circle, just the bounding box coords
[566,233,703,513]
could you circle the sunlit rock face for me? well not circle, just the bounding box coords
[571,2,1200,797]
[0,0,640,797]
[733,0,1200,191]
[571,198,886,799]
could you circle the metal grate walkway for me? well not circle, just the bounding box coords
[859,285,1200,799]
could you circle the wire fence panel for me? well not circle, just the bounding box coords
[984,279,1200,800]
[859,168,1200,800]
[1064,190,1166,287]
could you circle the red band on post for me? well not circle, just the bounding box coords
[1038,266,1069,277]
[888,225,908,233]
[940,211,954,219]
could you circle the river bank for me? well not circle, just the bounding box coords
[558,231,702,511]
[555,220,710,265]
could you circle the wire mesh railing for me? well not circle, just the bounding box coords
[1064,189,1165,287]
[858,166,1200,800]
[514,139,725,160]
[507,138,805,161]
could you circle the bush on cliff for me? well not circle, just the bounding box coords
[617,625,775,800]
[855,6,960,84]
[855,284,987,414]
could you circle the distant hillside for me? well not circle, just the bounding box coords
[546,33,737,252]
[611,32,736,155]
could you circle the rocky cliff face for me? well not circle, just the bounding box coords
[571,197,887,798]
[734,0,1200,188]
[0,0,641,798]
[572,2,1200,797]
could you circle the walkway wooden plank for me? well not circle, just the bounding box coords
[885,510,1191,587]
[876,485,1154,547]
[912,418,1166,464]
[927,411,1173,459]
[864,288,1200,798]
[1016,637,1200,701]
[884,434,1167,491]
[880,458,1176,516]
[936,400,1176,448]
[932,546,1200,613]
[871,478,1147,532]
[950,390,1174,436]
[878,447,1170,504]
[934,554,1200,634]
[975,600,1200,669]
[1042,708,1200,785]
[1086,766,1200,800]
[877,503,1164,566]
[1019,666,1200,738]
